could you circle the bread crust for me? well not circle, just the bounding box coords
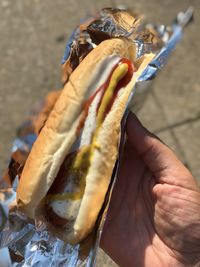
[17,38,137,218]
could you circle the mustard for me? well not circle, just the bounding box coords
[46,191,83,201]
[47,63,128,202]
[96,63,128,127]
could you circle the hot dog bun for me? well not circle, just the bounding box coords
[17,37,154,243]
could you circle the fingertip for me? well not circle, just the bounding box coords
[125,112,147,147]
[126,111,138,124]
[125,112,163,160]
[126,112,139,133]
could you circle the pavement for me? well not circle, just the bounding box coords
[0,0,199,266]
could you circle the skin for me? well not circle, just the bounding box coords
[101,113,200,267]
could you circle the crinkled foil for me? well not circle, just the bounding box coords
[0,7,193,267]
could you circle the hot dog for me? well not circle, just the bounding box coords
[17,37,154,244]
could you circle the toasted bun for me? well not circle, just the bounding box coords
[17,37,154,243]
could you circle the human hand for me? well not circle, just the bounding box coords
[101,113,200,267]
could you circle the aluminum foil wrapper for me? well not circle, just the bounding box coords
[0,7,193,267]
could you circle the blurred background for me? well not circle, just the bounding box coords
[0,0,199,265]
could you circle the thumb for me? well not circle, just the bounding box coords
[126,112,197,189]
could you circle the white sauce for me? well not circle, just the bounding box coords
[79,89,102,147]
[51,198,80,220]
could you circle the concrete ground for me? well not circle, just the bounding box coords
[0,0,199,266]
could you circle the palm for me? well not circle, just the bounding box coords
[101,141,200,267]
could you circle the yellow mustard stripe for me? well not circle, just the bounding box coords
[46,191,83,201]
[96,63,128,127]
